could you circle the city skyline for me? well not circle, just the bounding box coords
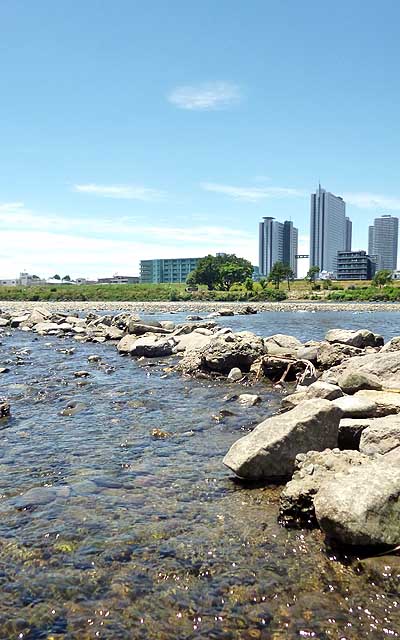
[1,1,400,278]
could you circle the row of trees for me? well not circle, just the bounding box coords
[187,254,396,292]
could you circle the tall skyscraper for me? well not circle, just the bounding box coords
[259,217,298,277]
[368,215,399,271]
[310,185,348,274]
[345,217,352,251]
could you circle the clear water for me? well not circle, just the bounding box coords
[0,311,399,639]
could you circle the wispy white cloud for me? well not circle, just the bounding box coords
[0,202,258,278]
[344,192,400,211]
[202,182,307,202]
[168,82,241,110]
[73,183,165,201]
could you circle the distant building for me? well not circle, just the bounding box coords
[368,214,399,271]
[337,250,376,280]
[258,217,298,277]
[310,185,349,275]
[345,217,352,251]
[19,272,47,286]
[140,258,201,284]
[252,266,261,281]
[97,275,139,284]
[0,278,18,286]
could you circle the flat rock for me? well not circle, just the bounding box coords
[34,321,61,334]
[325,328,383,348]
[332,395,378,418]
[314,458,400,546]
[355,389,400,414]
[223,399,342,480]
[127,321,167,335]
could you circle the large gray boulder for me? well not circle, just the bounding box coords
[279,448,369,527]
[125,336,174,358]
[223,399,342,480]
[178,331,266,375]
[322,350,400,390]
[325,328,383,348]
[172,330,213,353]
[359,413,400,457]
[314,459,400,546]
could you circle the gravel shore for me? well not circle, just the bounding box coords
[1,299,400,314]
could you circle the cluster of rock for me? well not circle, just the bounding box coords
[2,307,400,548]
[224,328,400,549]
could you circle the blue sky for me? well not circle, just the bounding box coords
[1,0,400,278]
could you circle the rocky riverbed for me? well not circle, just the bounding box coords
[0,304,399,638]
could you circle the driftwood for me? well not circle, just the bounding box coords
[253,356,316,384]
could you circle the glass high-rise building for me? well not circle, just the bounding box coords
[310,185,348,274]
[345,217,352,251]
[368,215,398,271]
[258,217,298,277]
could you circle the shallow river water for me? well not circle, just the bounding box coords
[0,311,399,639]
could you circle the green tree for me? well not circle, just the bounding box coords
[63,275,71,281]
[268,261,290,289]
[244,277,254,292]
[285,266,295,291]
[53,274,61,280]
[189,254,253,290]
[259,278,268,290]
[305,266,320,289]
[372,269,392,288]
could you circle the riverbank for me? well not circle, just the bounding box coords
[2,299,400,314]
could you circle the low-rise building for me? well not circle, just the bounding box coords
[337,250,376,280]
[140,258,201,284]
[97,275,139,284]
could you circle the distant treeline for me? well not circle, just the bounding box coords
[0,284,287,302]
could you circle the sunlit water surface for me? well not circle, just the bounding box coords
[0,311,399,639]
